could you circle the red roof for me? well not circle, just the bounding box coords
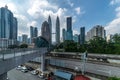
[74,75,91,80]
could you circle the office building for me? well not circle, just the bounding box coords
[30,26,38,38]
[56,16,60,44]
[48,15,52,44]
[66,17,73,40]
[86,25,106,41]
[62,28,66,42]
[106,34,113,42]
[80,27,85,44]
[30,26,38,43]
[41,21,50,43]
[22,34,28,44]
[0,5,17,40]
[73,34,79,43]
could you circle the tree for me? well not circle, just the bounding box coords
[20,44,28,48]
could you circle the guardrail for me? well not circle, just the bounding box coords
[0,48,43,61]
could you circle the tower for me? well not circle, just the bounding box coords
[48,15,52,44]
[56,16,60,44]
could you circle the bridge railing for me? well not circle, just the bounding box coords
[0,48,46,61]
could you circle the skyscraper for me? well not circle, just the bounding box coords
[30,26,38,43]
[80,27,85,44]
[0,5,17,40]
[56,16,60,44]
[62,28,66,42]
[73,34,79,42]
[41,21,50,43]
[30,26,38,38]
[86,25,106,41]
[48,15,52,44]
[22,34,28,44]
[66,17,73,40]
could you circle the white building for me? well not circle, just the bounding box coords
[86,25,106,41]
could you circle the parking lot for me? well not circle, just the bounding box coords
[8,68,45,80]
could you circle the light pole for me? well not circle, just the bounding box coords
[81,51,87,75]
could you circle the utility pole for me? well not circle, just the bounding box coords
[81,51,87,75]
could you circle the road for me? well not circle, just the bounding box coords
[8,69,44,80]
[49,58,120,77]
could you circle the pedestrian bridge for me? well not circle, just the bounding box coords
[0,48,47,80]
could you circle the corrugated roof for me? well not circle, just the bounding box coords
[74,75,91,80]
[54,70,72,80]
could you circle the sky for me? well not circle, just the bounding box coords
[0,0,120,41]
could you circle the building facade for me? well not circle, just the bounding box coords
[86,25,106,41]
[62,28,66,42]
[41,21,50,43]
[22,34,28,44]
[0,5,18,48]
[73,34,79,43]
[30,26,38,43]
[56,16,60,44]
[0,5,17,40]
[48,15,52,44]
[80,27,85,44]
[66,17,73,40]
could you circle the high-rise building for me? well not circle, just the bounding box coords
[0,5,17,47]
[56,16,60,44]
[41,21,50,43]
[13,17,18,40]
[0,5,17,40]
[30,26,38,43]
[73,34,79,42]
[48,15,52,44]
[30,26,38,38]
[66,17,73,40]
[86,25,106,41]
[80,27,85,44]
[62,28,66,42]
[22,34,28,44]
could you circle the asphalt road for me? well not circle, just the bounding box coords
[8,69,44,80]
[49,58,120,77]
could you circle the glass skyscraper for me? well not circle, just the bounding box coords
[0,5,17,40]
[66,17,73,40]
[56,16,60,44]
[48,15,52,44]
[80,27,85,44]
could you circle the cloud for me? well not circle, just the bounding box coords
[75,7,81,15]
[67,0,74,7]
[110,0,120,5]
[105,1,120,35]
[115,7,120,17]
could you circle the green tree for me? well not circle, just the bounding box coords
[108,77,120,80]
[20,44,28,48]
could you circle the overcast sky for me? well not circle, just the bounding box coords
[0,0,120,41]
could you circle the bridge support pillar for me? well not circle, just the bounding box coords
[0,72,7,80]
[41,53,45,72]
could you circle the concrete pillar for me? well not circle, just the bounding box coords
[41,53,45,72]
[0,72,7,80]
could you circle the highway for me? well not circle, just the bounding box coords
[49,58,120,77]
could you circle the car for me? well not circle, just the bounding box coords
[38,73,44,79]
[31,70,39,75]
[16,65,22,70]
[21,69,28,73]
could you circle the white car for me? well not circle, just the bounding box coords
[16,65,22,70]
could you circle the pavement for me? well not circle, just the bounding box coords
[8,69,44,80]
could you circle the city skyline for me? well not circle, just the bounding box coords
[0,0,120,42]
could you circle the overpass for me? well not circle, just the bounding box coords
[0,48,47,80]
